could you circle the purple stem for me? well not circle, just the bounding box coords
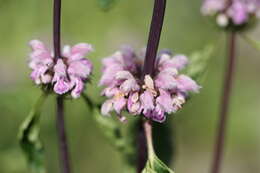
[137,0,166,172]
[56,97,71,173]
[142,0,167,78]
[53,0,61,59]
[53,0,71,173]
[211,32,236,173]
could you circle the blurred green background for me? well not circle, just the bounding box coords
[0,0,260,172]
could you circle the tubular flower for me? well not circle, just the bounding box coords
[201,0,260,28]
[28,40,93,98]
[99,47,200,123]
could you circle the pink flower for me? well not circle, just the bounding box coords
[176,75,201,93]
[29,40,54,84]
[99,47,200,122]
[28,40,93,98]
[201,0,260,28]
[228,1,249,25]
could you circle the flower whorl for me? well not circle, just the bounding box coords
[99,47,200,123]
[29,40,93,98]
[201,0,260,28]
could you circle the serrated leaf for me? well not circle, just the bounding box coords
[142,153,174,173]
[97,0,119,11]
[18,92,48,173]
[241,34,260,51]
[185,45,214,82]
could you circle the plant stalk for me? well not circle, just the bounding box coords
[142,0,166,77]
[53,0,71,172]
[211,32,236,173]
[56,97,71,173]
[54,0,61,59]
[137,0,166,172]
[143,120,154,160]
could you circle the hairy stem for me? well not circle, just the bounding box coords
[137,0,167,172]
[211,32,236,173]
[53,0,71,172]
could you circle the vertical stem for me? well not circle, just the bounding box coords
[143,120,154,159]
[137,121,147,173]
[142,0,167,77]
[137,0,166,172]
[56,97,71,173]
[53,0,62,59]
[211,32,236,173]
[53,0,71,173]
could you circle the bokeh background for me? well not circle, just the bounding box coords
[0,0,260,173]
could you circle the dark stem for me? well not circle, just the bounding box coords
[211,32,236,173]
[53,0,62,59]
[142,0,167,78]
[137,0,167,172]
[56,97,71,173]
[54,0,71,172]
[137,121,147,173]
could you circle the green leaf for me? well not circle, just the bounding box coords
[97,0,119,11]
[153,122,175,165]
[142,120,175,173]
[185,45,215,82]
[92,108,139,173]
[142,153,175,173]
[18,92,48,173]
[92,108,125,150]
[241,34,260,51]
[82,94,138,173]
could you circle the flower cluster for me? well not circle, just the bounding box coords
[29,40,93,98]
[201,0,260,28]
[99,47,200,123]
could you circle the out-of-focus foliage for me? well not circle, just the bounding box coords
[97,0,119,11]
[82,94,138,173]
[241,34,260,51]
[185,45,214,82]
[18,92,48,173]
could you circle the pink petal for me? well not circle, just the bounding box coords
[71,78,85,99]
[101,100,113,116]
[140,91,155,115]
[68,59,92,79]
[101,87,119,97]
[72,43,93,55]
[53,59,67,77]
[99,65,123,86]
[53,78,71,95]
[113,97,127,114]
[116,70,134,80]
[120,78,140,93]
[151,106,166,123]
[155,73,177,90]
[176,75,201,93]
[41,74,52,84]
[29,40,46,51]
[127,92,142,114]
[156,89,174,113]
